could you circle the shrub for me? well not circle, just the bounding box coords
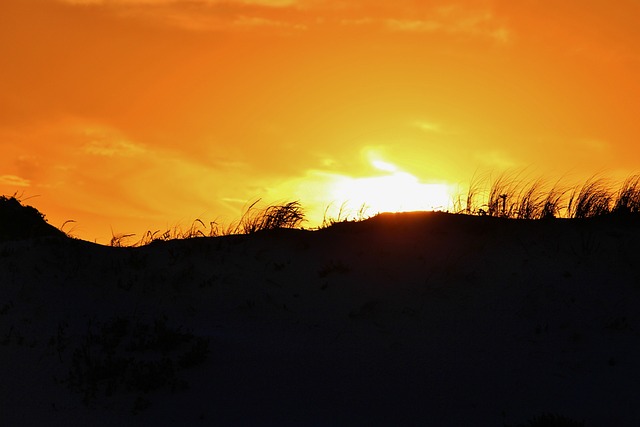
[65,315,209,408]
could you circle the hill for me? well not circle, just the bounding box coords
[2,204,640,426]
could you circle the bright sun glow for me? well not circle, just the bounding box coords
[371,159,398,173]
[329,158,453,216]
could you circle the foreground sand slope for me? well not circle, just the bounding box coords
[2,211,640,426]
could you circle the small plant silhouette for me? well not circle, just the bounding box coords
[238,200,305,233]
[64,315,209,409]
[456,171,640,220]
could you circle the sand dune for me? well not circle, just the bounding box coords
[2,206,640,426]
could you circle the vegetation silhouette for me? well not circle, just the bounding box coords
[0,195,66,241]
[4,172,640,246]
[458,172,640,220]
[2,178,640,424]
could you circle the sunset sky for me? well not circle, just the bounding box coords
[2,0,640,243]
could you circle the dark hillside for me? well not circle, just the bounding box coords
[2,208,640,426]
[0,196,67,242]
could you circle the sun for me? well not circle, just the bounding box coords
[329,158,453,216]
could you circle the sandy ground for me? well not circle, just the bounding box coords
[2,211,640,426]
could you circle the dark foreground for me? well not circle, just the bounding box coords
[2,212,640,426]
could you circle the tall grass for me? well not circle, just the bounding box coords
[567,177,613,219]
[460,172,487,215]
[458,172,640,220]
[98,172,640,247]
[107,200,306,247]
[320,201,370,228]
[613,174,640,215]
[540,181,567,219]
[487,172,521,217]
[236,200,305,234]
[515,179,546,219]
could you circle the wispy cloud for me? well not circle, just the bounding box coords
[385,19,442,32]
[475,149,520,169]
[384,6,511,44]
[0,175,31,187]
[59,0,310,32]
[139,12,306,32]
[236,0,300,6]
[232,15,307,30]
[53,0,510,39]
[413,120,443,133]
[80,127,146,157]
[58,0,302,6]
[335,3,511,44]
[83,139,146,157]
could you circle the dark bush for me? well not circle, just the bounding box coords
[0,196,66,241]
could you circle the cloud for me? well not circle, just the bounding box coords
[475,149,520,169]
[54,0,310,32]
[384,6,512,44]
[231,15,307,30]
[58,0,301,6]
[83,139,146,157]
[333,4,512,44]
[386,19,442,32]
[52,0,510,39]
[140,10,223,31]
[0,175,31,187]
[238,0,299,6]
[491,27,510,44]
[80,127,146,157]
[413,120,443,133]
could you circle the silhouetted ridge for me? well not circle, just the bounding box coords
[0,196,66,242]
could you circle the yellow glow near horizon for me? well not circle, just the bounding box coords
[329,158,453,217]
[371,159,398,173]
[3,0,640,243]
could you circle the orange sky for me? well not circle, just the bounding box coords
[2,0,640,242]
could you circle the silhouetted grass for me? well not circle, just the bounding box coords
[513,179,544,219]
[457,172,640,220]
[567,176,613,219]
[237,199,305,234]
[101,200,306,247]
[461,171,488,215]
[540,180,567,219]
[487,172,523,217]
[320,201,370,228]
[613,174,640,215]
[5,172,640,248]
